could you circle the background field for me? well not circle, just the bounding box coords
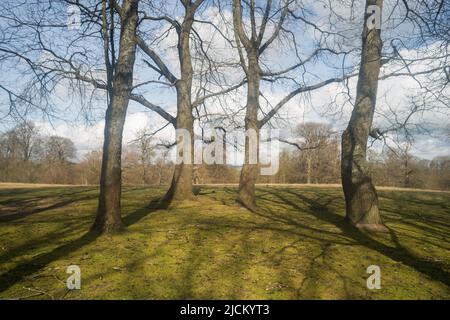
[0,185,449,299]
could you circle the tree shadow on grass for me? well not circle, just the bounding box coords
[266,189,450,287]
[0,205,158,293]
[0,188,99,223]
[0,197,95,223]
[0,230,99,294]
[0,187,97,206]
[0,186,151,223]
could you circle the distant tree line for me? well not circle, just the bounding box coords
[1,121,448,190]
[0,122,77,184]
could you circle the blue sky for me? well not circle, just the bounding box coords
[0,0,448,162]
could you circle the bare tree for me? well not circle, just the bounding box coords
[92,0,140,233]
[341,0,387,232]
[0,0,242,213]
[147,0,205,203]
[232,0,355,209]
[44,135,76,163]
[0,0,141,232]
[41,135,76,184]
[10,122,40,162]
[135,0,245,204]
[0,121,41,181]
[130,128,156,184]
[78,150,103,185]
[294,123,335,184]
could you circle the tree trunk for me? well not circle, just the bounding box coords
[162,13,195,204]
[341,0,387,232]
[306,154,312,184]
[142,156,147,185]
[92,0,139,233]
[238,54,260,210]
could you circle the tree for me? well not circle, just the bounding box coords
[78,150,102,186]
[429,156,450,190]
[231,0,354,209]
[0,0,137,230]
[0,121,41,182]
[152,0,204,203]
[1,0,242,213]
[9,122,40,162]
[92,0,140,233]
[130,128,156,184]
[44,136,76,164]
[272,122,340,185]
[42,135,76,183]
[341,0,387,231]
[135,0,244,204]
[295,123,335,184]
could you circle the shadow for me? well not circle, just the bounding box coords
[0,187,96,206]
[123,205,159,227]
[0,230,99,293]
[0,197,94,223]
[270,189,450,287]
[147,197,171,210]
[0,204,158,294]
[193,186,201,195]
[380,192,450,209]
[144,186,210,210]
[0,188,99,223]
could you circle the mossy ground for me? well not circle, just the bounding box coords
[0,185,449,299]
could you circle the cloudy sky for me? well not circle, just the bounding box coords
[0,0,448,162]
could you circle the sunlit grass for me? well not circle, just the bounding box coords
[0,185,449,299]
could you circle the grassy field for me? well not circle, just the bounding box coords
[0,185,449,299]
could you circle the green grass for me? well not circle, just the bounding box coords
[0,185,449,299]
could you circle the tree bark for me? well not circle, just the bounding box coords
[306,153,312,184]
[341,0,387,232]
[162,10,195,204]
[238,53,260,210]
[92,0,139,233]
[163,103,194,202]
[233,0,288,210]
